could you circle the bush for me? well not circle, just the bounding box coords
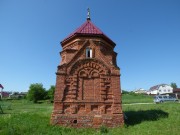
[122,90,130,94]
[27,83,46,103]
[47,85,55,101]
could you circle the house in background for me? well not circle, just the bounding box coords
[134,88,147,94]
[0,91,27,99]
[173,88,180,99]
[0,91,11,98]
[147,84,173,95]
[9,92,27,99]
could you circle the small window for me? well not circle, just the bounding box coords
[86,48,92,58]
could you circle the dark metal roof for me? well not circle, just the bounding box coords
[149,84,168,90]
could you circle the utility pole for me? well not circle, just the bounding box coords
[0,88,3,99]
[0,84,4,99]
[0,85,3,113]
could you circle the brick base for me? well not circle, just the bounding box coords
[51,101,124,128]
[51,113,124,128]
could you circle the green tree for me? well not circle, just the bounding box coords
[47,85,55,101]
[27,83,46,103]
[122,90,130,94]
[171,82,177,89]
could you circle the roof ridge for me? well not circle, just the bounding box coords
[75,20,103,34]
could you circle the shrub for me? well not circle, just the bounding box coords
[27,83,46,103]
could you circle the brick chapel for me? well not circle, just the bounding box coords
[51,10,124,128]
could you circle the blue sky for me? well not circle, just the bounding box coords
[0,0,180,92]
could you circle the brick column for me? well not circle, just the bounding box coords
[53,73,66,114]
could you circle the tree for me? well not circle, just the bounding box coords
[171,82,177,89]
[122,90,130,94]
[27,83,46,103]
[47,85,55,101]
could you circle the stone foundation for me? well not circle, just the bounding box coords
[51,102,124,128]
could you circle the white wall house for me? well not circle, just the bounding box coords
[147,84,173,95]
[134,88,147,94]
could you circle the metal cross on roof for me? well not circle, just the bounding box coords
[87,8,91,20]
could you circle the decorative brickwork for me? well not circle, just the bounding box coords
[51,19,124,128]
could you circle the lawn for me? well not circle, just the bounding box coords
[0,95,180,135]
[122,93,153,104]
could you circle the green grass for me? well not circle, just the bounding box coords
[122,94,153,104]
[0,96,180,135]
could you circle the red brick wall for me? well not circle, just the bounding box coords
[51,37,124,128]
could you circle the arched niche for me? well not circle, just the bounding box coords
[63,59,112,102]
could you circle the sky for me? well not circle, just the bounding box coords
[0,0,180,92]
